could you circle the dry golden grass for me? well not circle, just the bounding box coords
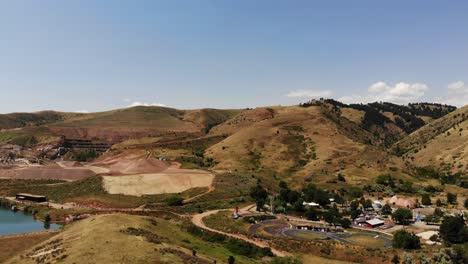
[0,232,57,263]
[301,254,357,264]
[345,236,386,248]
[6,214,259,264]
[411,118,468,174]
[397,105,468,173]
[206,105,409,186]
[340,108,365,124]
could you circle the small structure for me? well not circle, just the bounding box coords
[295,225,331,232]
[372,200,382,210]
[365,219,385,228]
[16,193,47,203]
[303,201,320,207]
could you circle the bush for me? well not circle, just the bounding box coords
[421,194,431,206]
[392,230,421,249]
[72,149,98,162]
[226,239,273,258]
[337,174,346,182]
[376,174,395,187]
[270,257,303,264]
[447,192,457,204]
[166,197,184,206]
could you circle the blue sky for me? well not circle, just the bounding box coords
[0,0,467,113]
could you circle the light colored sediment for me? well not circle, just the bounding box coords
[102,168,214,196]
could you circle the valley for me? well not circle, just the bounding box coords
[0,100,466,264]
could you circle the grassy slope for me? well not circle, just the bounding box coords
[0,111,65,130]
[395,105,468,173]
[0,232,57,263]
[1,177,207,209]
[206,105,408,188]
[6,214,258,264]
[0,106,244,145]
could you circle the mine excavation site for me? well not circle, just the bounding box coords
[0,137,215,197]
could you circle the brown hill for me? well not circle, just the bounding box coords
[205,105,408,187]
[394,105,468,173]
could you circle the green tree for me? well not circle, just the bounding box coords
[323,207,340,225]
[436,199,443,207]
[363,199,373,209]
[421,194,431,206]
[349,200,362,219]
[392,208,413,225]
[250,184,268,211]
[393,230,421,249]
[228,256,235,264]
[293,198,305,212]
[439,216,468,244]
[382,204,393,215]
[447,192,457,204]
[44,214,51,223]
[305,207,319,221]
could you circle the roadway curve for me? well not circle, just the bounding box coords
[191,209,289,257]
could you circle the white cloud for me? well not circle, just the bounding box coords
[127,101,167,107]
[340,82,429,104]
[73,110,89,113]
[443,81,468,106]
[286,89,333,98]
[123,98,132,102]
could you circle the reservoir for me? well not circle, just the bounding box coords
[0,207,61,236]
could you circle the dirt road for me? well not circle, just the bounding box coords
[191,208,289,257]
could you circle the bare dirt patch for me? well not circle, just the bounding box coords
[91,150,169,174]
[103,168,214,196]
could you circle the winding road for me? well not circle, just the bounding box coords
[191,208,290,257]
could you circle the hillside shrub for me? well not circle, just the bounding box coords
[447,192,457,204]
[166,197,184,206]
[421,194,431,206]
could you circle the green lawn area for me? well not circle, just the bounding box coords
[345,235,386,248]
[203,211,251,235]
[295,232,327,241]
[156,218,258,264]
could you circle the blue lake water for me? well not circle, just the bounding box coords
[0,207,61,236]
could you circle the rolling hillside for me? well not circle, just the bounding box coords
[0,107,245,144]
[394,105,468,173]
[0,101,463,181]
[205,105,408,187]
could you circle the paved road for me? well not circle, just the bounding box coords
[251,219,393,249]
[191,208,289,257]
